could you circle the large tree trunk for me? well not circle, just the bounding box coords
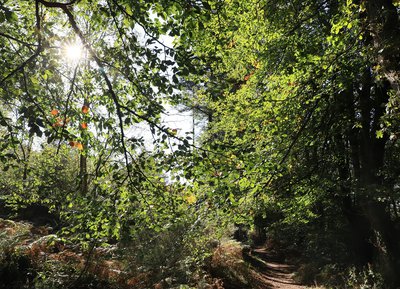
[365,0,400,98]
[353,64,400,286]
[362,200,400,285]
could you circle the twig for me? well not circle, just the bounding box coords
[56,64,79,154]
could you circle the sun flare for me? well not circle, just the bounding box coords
[64,42,83,61]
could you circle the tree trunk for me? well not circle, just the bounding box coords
[354,61,400,286]
[80,98,89,196]
[365,0,400,97]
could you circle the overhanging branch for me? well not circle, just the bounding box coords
[0,0,43,85]
[37,0,78,8]
[255,97,321,197]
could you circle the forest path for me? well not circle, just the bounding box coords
[246,247,308,289]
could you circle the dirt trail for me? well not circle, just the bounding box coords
[247,247,308,289]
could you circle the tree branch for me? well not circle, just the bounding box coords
[111,0,174,51]
[0,32,36,50]
[0,0,43,85]
[0,52,41,85]
[56,64,79,154]
[255,97,321,197]
[37,0,78,8]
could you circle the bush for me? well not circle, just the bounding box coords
[121,220,215,288]
[345,265,384,289]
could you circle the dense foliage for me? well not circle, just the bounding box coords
[0,0,202,239]
[1,0,400,288]
[0,1,219,287]
[177,0,400,287]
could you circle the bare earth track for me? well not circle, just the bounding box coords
[247,247,308,289]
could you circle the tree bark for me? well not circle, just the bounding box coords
[353,60,400,286]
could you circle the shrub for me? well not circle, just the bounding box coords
[345,265,384,289]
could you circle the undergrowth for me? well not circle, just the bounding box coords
[0,216,231,289]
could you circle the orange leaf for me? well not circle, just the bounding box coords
[51,109,59,116]
[76,142,84,150]
[68,141,83,150]
[82,105,89,114]
[81,122,88,129]
[53,118,63,127]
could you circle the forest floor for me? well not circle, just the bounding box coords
[245,247,310,289]
[1,217,318,289]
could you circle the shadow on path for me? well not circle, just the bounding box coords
[244,247,307,289]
